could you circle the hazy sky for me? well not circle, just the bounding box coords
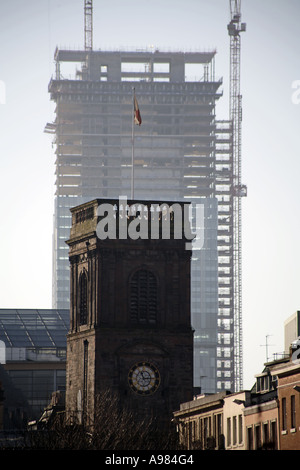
[0,0,300,390]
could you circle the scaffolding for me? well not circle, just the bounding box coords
[227,0,246,392]
[46,0,246,394]
[48,48,228,393]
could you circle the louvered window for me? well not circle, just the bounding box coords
[130,269,157,325]
[79,272,88,325]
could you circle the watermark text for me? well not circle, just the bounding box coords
[95,196,205,251]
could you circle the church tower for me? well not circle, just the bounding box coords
[65,198,194,425]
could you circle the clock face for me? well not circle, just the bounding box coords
[128,361,160,395]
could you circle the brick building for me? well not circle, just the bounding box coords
[272,344,300,450]
[243,387,279,449]
[65,198,194,426]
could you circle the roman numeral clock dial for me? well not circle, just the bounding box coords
[128,362,160,395]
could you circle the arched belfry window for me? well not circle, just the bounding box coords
[79,271,88,325]
[130,269,158,325]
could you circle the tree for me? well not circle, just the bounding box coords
[26,389,180,450]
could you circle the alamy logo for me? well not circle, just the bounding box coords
[291,80,300,105]
[0,340,5,364]
[291,339,300,364]
[95,196,205,250]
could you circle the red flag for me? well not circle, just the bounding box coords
[134,92,142,126]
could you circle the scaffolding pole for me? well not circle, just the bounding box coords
[228,0,246,392]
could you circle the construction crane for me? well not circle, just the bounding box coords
[84,0,93,51]
[227,0,246,392]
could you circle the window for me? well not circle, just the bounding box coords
[255,424,261,450]
[79,271,88,325]
[256,375,270,392]
[83,340,88,413]
[263,422,269,446]
[130,269,158,325]
[291,395,296,429]
[247,426,253,450]
[216,414,223,449]
[232,416,237,445]
[227,418,231,447]
[203,417,209,447]
[238,414,243,444]
[270,420,277,449]
[282,397,287,431]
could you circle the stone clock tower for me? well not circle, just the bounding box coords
[65,198,194,426]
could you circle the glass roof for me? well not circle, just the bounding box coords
[0,309,69,349]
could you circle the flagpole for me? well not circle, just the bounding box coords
[131,87,135,200]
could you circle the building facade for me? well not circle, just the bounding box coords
[173,391,228,450]
[47,48,237,393]
[222,391,249,450]
[244,395,279,450]
[173,358,291,450]
[284,311,300,355]
[65,198,194,426]
[272,344,300,450]
[0,309,68,428]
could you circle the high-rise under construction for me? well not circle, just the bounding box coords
[46,45,237,394]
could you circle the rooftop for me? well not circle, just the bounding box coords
[0,309,69,360]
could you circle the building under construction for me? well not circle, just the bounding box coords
[46,1,246,393]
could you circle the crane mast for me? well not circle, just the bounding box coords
[228,0,246,392]
[81,0,246,393]
[84,0,93,51]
